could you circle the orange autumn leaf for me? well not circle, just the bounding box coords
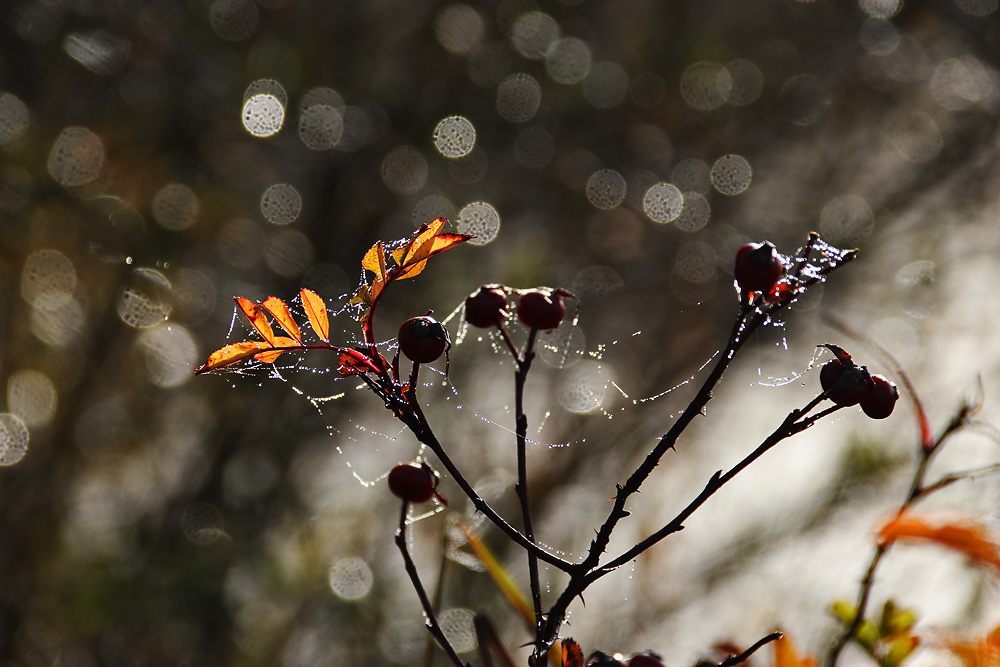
[195,340,271,374]
[560,638,584,667]
[878,515,1000,570]
[940,623,1000,667]
[235,297,276,344]
[390,218,470,280]
[774,633,820,667]
[361,240,387,280]
[299,288,329,342]
[261,296,301,344]
[254,336,298,363]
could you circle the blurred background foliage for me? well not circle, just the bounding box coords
[3,0,1000,665]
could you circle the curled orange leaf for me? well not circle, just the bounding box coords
[878,515,1000,570]
[261,296,301,344]
[235,297,276,344]
[774,633,820,667]
[195,340,270,374]
[300,288,329,342]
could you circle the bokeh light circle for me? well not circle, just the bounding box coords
[260,183,302,225]
[0,414,29,466]
[434,4,485,55]
[585,169,627,209]
[48,127,105,187]
[711,155,752,195]
[457,202,500,244]
[242,95,284,137]
[381,146,428,195]
[643,183,684,223]
[0,93,29,145]
[329,557,374,600]
[545,37,592,84]
[433,116,476,158]
[497,74,541,122]
[22,250,77,310]
[680,61,731,111]
[152,183,199,231]
[298,105,343,150]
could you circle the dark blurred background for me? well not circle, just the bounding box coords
[3,0,1000,665]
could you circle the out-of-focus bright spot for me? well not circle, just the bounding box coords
[931,56,994,110]
[643,183,684,223]
[8,370,56,428]
[16,2,61,43]
[675,193,711,232]
[381,146,428,195]
[299,105,343,150]
[860,18,900,55]
[337,106,377,151]
[586,169,627,209]
[181,502,225,545]
[674,241,718,284]
[329,557,374,600]
[301,87,344,110]
[538,325,585,368]
[434,4,485,55]
[140,324,198,388]
[434,116,476,158]
[0,414,29,466]
[819,194,873,246]
[0,93,29,145]
[456,201,500,244]
[438,608,477,653]
[513,126,554,167]
[152,183,199,230]
[583,61,629,108]
[781,74,832,125]
[896,260,936,286]
[571,266,624,299]
[467,41,514,87]
[48,127,104,187]
[497,73,541,122]
[860,0,901,18]
[31,298,85,346]
[625,125,672,169]
[118,268,172,328]
[672,159,711,195]
[63,30,130,75]
[711,154,752,195]
[210,0,258,41]
[242,95,284,137]
[545,37,592,84]
[631,72,665,108]
[447,146,488,184]
[217,219,264,269]
[509,11,559,60]
[558,360,611,413]
[625,169,660,210]
[892,112,942,162]
[172,268,216,325]
[263,229,314,277]
[413,194,455,227]
[955,0,998,14]
[22,250,76,310]
[680,61,731,111]
[260,183,302,225]
[725,59,764,106]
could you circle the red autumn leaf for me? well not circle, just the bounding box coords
[878,515,1000,570]
[235,297,276,344]
[299,288,329,342]
[774,633,820,667]
[195,340,271,375]
[337,349,381,376]
[254,336,298,363]
[261,296,302,344]
[561,638,584,667]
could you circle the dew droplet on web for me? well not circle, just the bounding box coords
[118,268,172,328]
[0,414,29,466]
[630,72,665,108]
[433,115,477,158]
[298,105,343,150]
[152,183,199,230]
[329,556,374,600]
[447,146,488,184]
[456,201,500,244]
[497,73,541,122]
[891,111,941,163]
[674,192,711,232]
[780,74,832,125]
[263,228,314,277]
[819,194,873,246]
[21,250,77,311]
[538,325,585,369]
[63,29,129,75]
[434,3,485,55]
[260,183,302,225]
[381,146,428,195]
[181,502,226,545]
[413,194,456,227]
[583,61,629,109]
[8,369,56,428]
[725,59,764,106]
[681,61,731,111]
[545,37,592,84]
[0,92,29,145]
[711,154,752,195]
[643,182,683,223]
[139,324,198,388]
[585,169,626,210]
[509,11,560,60]
[859,0,901,18]
[439,608,477,653]
[860,18,900,55]
[48,127,105,188]
[513,126,554,168]
[209,0,259,41]
[672,158,711,195]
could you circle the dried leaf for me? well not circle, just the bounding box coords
[561,638,584,667]
[254,336,297,363]
[878,515,1000,570]
[261,296,302,344]
[774,634,820,667]
[236,297,275,344]
[299,288,329,342]
[195,340,270,374]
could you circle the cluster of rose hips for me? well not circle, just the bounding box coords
[586,650,665,667]
[819,345,899,419]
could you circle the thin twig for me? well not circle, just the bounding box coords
[718,631,784,666]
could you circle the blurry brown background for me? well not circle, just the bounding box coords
[2,0,1000,665]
